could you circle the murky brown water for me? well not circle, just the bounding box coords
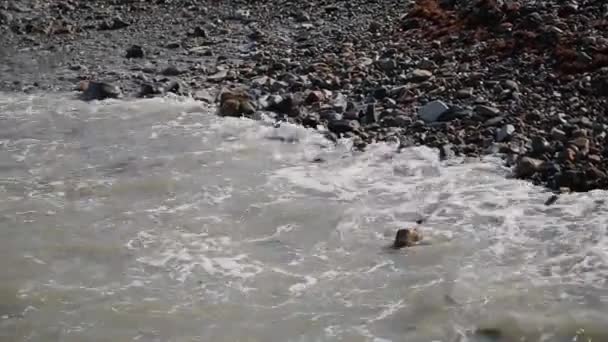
[1,93,608,342]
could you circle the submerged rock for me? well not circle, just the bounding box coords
[392,227,423,249]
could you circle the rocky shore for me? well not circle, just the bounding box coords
[1,0,607,192]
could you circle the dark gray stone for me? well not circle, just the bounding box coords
[81,81,121,101]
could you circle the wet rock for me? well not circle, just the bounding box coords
[125,45,144,59]
[544,194,559,206]
[302,113,321,128]
[80,81,121,101]
[392,228,422,249]
[531,136,550,154]
[364,104,378,124]
[138,83,162,98]
[516,157,544,178]
[166,80,188,95]
[327,119,360,135]
[496,124,515,142]
[218,90,255,117]
[418,100,450,123]
[269,95,300,117]
[439,144,455,160]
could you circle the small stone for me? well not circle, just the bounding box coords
[496,124,515,142]
[305,90,325,104]
[418,100,450,123]
[516,157,544,178]
[80,81,121,101]
[369,21,382,32]
[99,16,129,30]
[502,80,519,92]
[295,10,310,22]
[392,228,422,249]
[162,66,183,76]
[408,69,433,82]
[373,87,389,99]
[456,88,473,98]
[377,59,396,72]
[475,105,501,117]
[125,45,144,59]
[550,127,567,141]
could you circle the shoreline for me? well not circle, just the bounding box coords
[1,0,607,193]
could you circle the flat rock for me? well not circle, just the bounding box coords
[418,100,450,123]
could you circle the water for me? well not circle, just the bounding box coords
[1,92,608,342]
